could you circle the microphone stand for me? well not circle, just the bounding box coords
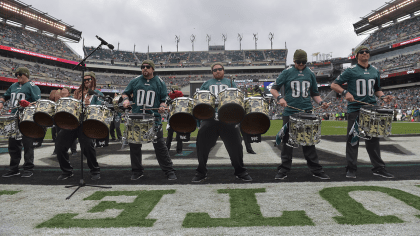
[65,42,111,200]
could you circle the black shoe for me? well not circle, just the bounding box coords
[111,138,116,141]
[91,173,101,181]
[275,172,287,180]
[373,169,394,178]
[57,173,74,180]
[2,170,20,178]
[131,173,144,180]
[247,149,256,154]
[236,173,252,181]
[52,151,56,156]
[313,172,330,180]
[176,150,182,154]
[21,171,33,178]
[346,169,356,178]
[167,172,177,180]
[192,174,207,182]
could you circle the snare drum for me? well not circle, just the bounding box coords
[241,97,271,135]
[217,88,245,124]
[125,114,157,144]
[169,97,196,133]
[0,114,18,138]
[54,97,82,130]
[19,106,46,139]
[289,113,321,146]
[112,95,124,113]
[192,90,216,120]
[359,105,393,138]
[82,105,112,139]
[33,99,56,127]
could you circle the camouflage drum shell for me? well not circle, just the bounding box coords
[193,91,216,108]
[55,98,82,120]
[289,115,322,146]
[359,108,393,138]
[170,98,194,117]
[35,99,56,116]
[126,118,155,144]
[217,88,245,108]
[244,97,269,115]
[0,115,18,137]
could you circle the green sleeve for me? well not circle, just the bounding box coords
[31,85,41,102]
[91,90,104,105]
[159,79,168,103]
[200,81,208,90]
[123,80,134,96]
[273,70,287,90]
[334,69,351,85]
[310,74,320,96]
[3,85,12,100]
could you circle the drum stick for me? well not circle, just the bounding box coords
[314,102,331,110]
[286,105,305,112]
[354,100,375,106]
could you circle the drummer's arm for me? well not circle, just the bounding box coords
[0,97,6,110]
[313,95,329,109]
[122,94,130,108]
[375,91,393,103]
[270,88,286,107]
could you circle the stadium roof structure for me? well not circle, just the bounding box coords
[0,0,82,42]
[353,0,420,35]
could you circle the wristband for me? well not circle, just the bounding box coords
[0,101,4,104]
[341,90,348,96]
[276,96,284,102]
[380,95,386,100]
[319,101,325,106]
[123,97,129,101]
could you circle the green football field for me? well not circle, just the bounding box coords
[42,120,420,139]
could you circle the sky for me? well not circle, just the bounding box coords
[20,0,390,64]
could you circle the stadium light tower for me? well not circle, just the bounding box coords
[206,34,211,50]
[175,35,180,52]
[253,33,258,50]
[237,33,243,50]
[268,32,274,50]
[190,34,196,51]
[222,33,227,48]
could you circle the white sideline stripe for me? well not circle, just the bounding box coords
[1,180,420,235]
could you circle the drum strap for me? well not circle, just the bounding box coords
[275,123,289,146]
[349,118,360,146]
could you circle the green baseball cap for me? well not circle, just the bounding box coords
[354,45,369,55]
[142,60,155,70]
[84,71,96,79]
[15,67,30,78]
[293,49,307,61]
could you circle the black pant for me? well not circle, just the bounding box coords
[166,127,183,153]
[129,128,175,175]
[53,126,77,153]
[196,119,247,176]
[8,136,34,172]
[239,128,253,152]
[55,127,100,174]
[278,116,324,174]
[346,111,385,172]
[110,115,122,140]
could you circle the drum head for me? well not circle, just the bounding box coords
[33,112,54,127]
[19,121,45,139]
[291,112,318,120]
[54,112,79,130]
[169,113,196,133]
[362,105,393,114]
[193,104,215,120]
[83,120,109,139]
[218,104,245,124]
[241,113,270,135]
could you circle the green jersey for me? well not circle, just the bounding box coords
[200,78,237,96]
[334,64,381,113]
[123,75,167,125]
[272,66,319,116]
[90,89,105,105]
[3,81,41,113]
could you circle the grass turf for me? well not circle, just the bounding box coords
[41,120,420,140]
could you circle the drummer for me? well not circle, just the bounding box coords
[1,67,41,178]
[331,45,394,179]
[122,60,177,181]
[54,72,103,181]
[270,49,330,180]
[192,62,252,182]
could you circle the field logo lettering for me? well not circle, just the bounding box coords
[37,190,175,228]
[182,188,314,227]
[320,186,420,225]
